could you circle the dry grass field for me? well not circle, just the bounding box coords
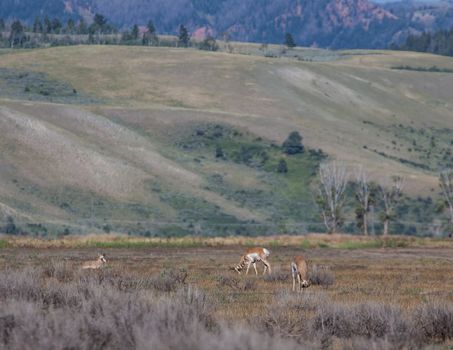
[0,235,452,349]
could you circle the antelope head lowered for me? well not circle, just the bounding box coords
[291,255,310,291]
[231,247,271,275]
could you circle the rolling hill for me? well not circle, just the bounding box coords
[0,45,452,235]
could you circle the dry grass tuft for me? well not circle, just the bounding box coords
[216,274,257,291]
[2,233,452,249]
[309,264,335,288]
[412,301,453,343]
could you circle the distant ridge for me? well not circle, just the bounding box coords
[1,0,453,49]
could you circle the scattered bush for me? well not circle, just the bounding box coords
[313,302,409,340]
[255,290,327,342]
[150,268,188,292]
[282,131,304,155]
[199,36,218,51]
[42,260,75,282]
[0,265,314,350]
[216,274,257,291]
[308,265,335,288]
[1,264,452,349]
[263,271,289,283]
[277,159,288,173]
[412,301,453,343]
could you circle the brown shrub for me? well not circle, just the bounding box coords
[412,301,453,343]
[308,264,335,288]
[313,302,409,341]
[254,290,327,341]
[216,274,257,291]
[263,271,290,283]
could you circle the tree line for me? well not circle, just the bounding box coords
[0,14,299,51]
[394,27,453,57]
[0,15,215,50]
[315,161,453,236]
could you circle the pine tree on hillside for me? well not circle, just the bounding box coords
[51,18,62,34]
[66,18,75,34]
[78,19,87,34]
[44,16,52,34]
[131,24,139,40]
[93,14,107,28]
[143,20,159,46]
[33,17,43,33]
[9,20,27,48]
[277,159,288,173]
[282,131,304,155]
[199,36,218,51]
[178,25,190,47]
[284,32,296,48]
[147,20,156,36]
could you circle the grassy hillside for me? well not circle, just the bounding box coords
[0,45,452,235]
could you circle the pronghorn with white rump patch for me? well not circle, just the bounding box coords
[232,247,271,275]
[82,253,107,269]
[291,255,310,291]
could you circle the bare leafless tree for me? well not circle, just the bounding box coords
[355,166,371,236]
[379,176,405,236]
[439,170,453,227]
[316,162,348,233]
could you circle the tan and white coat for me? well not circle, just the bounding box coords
[291,255,310,291]
[82,254,107,269]
[233,247,271,275]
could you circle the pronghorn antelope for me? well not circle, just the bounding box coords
[291,255,310,291]
[82,254,107,269]
[232,247,271,275]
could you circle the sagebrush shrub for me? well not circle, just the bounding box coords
[308,264,335,287]
[412,301,453,343]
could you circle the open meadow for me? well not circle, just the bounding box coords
[1,234,453,349]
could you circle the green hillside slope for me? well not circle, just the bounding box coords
[0,46,452,235]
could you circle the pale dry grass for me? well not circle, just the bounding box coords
[1,233,452,249]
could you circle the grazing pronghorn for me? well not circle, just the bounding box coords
[291,255,310,291]
[82,254,107,269]
[232,247,271,275]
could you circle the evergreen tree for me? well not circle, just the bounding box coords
[78,19,87,34]
[131,24,139,40]
[66,18,75,34]
[90,14,108,36]
[284,33,296,48]
[277,159,288,173]
[147,20,156,35]
[0,18,5,32]
[4,216,18,235]
[33,17,43,33]
[93,14,107,28]
[143,20,158,46]
[178,25,190,47]
[121,30,132,43]
[9,20,26,48]
[51,18,62,34]
[400,27,453,57]
[215,145,224,159]
[199,36,218,51]
[282,131,304,155]
[44,16,52,34]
